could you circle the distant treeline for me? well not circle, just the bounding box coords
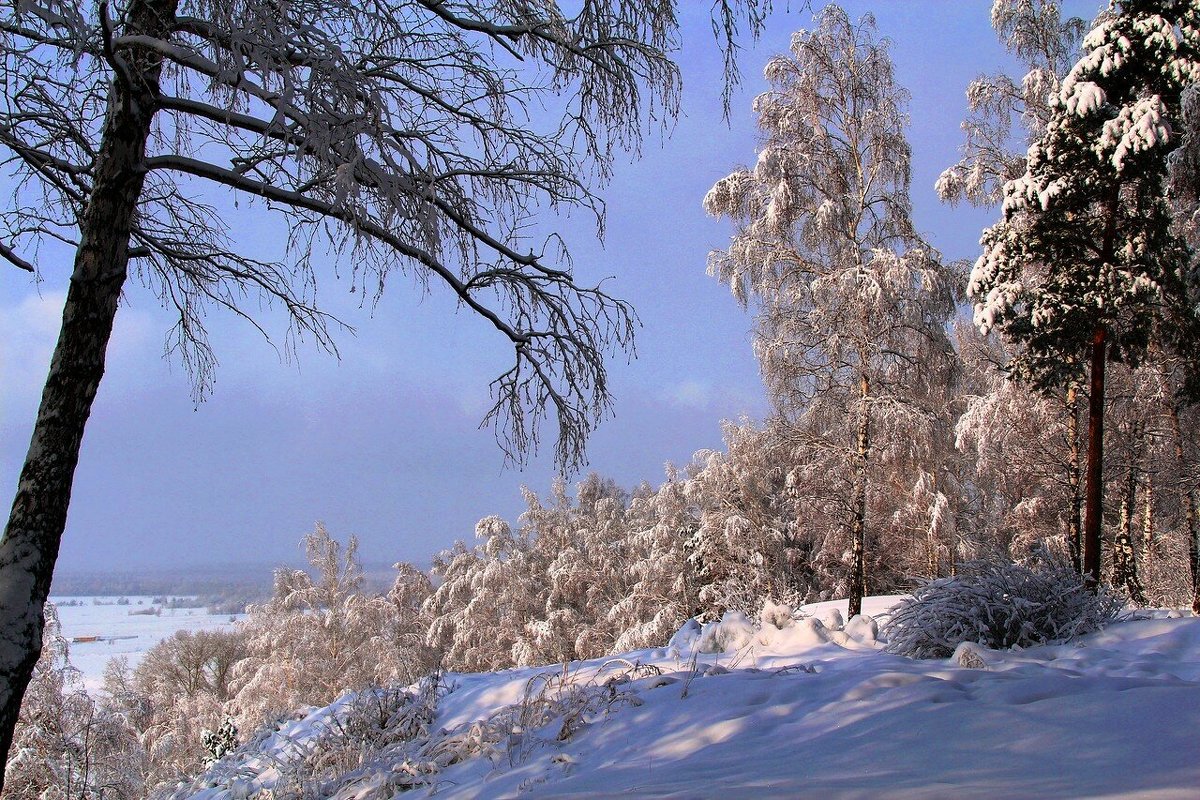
[49,563,399,614]
[51,567,270,613]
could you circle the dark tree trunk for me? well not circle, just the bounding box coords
[848,374,870,619]
[1082,326,1107,587]
[0,0,176,786]
[1066,384,1083,575]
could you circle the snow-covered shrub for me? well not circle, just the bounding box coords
[883,556,1124,659]
[268,679,442,799]
[6,605,146,799]
[180,664,647,799]
[167,676,444,800]
[760,598,795,630]
[232,524,437,730]
[696,611,756,653]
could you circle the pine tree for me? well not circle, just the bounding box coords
[970,0,1200,585]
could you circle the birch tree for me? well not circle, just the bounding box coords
[954,323,1083,563]
[231,525,434,730]
[939,1,1089,569]
[937,0,1087,208]
[969,0,1200,586]
[704,6,956,617]
[0,0,779,780]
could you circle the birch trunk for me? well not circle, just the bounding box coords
[848,374,870,618]
[1140,475,1154,580]
[1111,449,1145,603]
[0,0,176,784]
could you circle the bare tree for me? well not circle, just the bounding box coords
[0,0,780,784]
[704,6,956,617]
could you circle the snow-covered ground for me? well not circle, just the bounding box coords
[180,596,1200,799]
[51,596,243,690]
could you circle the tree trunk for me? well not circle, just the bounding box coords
[1164,394,1200,614]
[1111,447,1145,604]
[1066,384,1083,574]
[848,374,870,618]
[1082,326,1107,587]
[1140,474,1154,583]
[0,0,175,785]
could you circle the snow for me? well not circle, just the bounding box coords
[177,596,1200,799]
[51,596,243,690]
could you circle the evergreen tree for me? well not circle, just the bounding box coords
[970,0,1200,585]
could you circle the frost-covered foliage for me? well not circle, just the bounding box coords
[160,676,443,799]
[703,6,958,617]
[969,0,1200,389]
[231,524,436,731]
[424,413,980,678]
[100,628,248,788]
[172,661,653,798]
[953,324,1085,565]
[4,605,145,799]
[938,0,1087,207]
[883,555,1124,659]
[1103,356,1200,610]
[684,423,814,616]
[240,679,441,800]
[606,473,702,652]
[426,475,675,671]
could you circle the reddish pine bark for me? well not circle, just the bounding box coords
[1066,385,1083,575]
[1082,326,1106,587]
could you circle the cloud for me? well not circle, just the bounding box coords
[653,378,768,420]
[1,288,160,424]
[662,379,714,410]
[0,290,64,404]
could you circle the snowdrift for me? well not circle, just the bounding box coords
[173,596,1200,799]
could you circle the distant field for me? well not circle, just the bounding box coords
[50,596,244,691]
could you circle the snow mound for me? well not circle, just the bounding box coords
[696,610,756,653]
[174,596,1200,799]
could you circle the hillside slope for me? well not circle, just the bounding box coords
[174,597,1200,799]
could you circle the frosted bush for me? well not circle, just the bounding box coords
[883,556,1124,659]
[816,607,844,631]
[760,599,795,630]
[696,611,756,653]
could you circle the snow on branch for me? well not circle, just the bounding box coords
[2,0,760,470]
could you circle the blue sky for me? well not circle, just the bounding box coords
[0,2,1096,573]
